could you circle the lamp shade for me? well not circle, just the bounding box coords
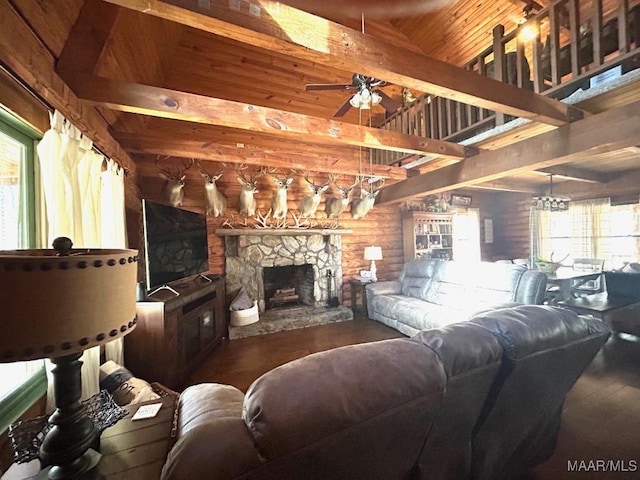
[364,246,383,261]
[0,247,139,362]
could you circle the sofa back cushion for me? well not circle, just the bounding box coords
[399,257,440,299]
[469,305,611,480]
[413,323,503,479]
[424,261,527,309]
[241,338,446,479]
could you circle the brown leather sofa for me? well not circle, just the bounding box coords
[161,306,610,480]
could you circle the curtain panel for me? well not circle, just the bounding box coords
[36,110,128,410]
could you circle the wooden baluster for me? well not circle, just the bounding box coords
[516,37,526,89]
[592,0,604,66]
[446,98,455,136]
[492,25,506,126]
[423,97,432,139]
[477,56,487,119]
[618,0,630,54]
[532,22,545,93]
[455,100,462,133]
[568,0,581,78]
[430,97,439,139]
[549,4,561,86]
[437,97,447,139]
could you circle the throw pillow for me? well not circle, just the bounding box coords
[99,360,160,406]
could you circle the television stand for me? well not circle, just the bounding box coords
[125,275,227,389]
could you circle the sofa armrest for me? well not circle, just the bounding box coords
[161,384,262,480]
[366,280,402,297]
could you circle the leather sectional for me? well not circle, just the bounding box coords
[366,258,548,336]
[161,305,609,480]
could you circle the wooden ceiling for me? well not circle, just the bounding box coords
[4,0,640,203]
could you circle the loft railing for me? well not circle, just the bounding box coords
[374,0,640,167]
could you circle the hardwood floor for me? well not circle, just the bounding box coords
[530,333,640,479]
[186,320,640,479]
[186,318,403,392]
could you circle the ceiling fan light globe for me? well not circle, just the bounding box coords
[360,88,371,103]
[371,91,382,106]
[349,93,362,108]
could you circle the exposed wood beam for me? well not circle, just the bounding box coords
[103,0,582,126]
[0,0,137,177]
[114,132,407,179]
[551,170,640,200]
[377,99,640,204]
[534,165,610,183]
[57,71,469,161]
[467,181,539,194]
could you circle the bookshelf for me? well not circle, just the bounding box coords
[402,212,454,262]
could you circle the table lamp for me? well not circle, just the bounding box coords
[0,237,138,479]
[363,246,383,282]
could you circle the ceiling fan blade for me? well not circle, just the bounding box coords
[376,90,402,113]
[305,83,353,91]
[333,96,353,117]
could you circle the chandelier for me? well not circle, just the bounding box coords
[531,174,570,211]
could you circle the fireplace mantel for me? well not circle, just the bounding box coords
[216,228,352,236]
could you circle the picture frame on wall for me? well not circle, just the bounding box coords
[450,194,472,207]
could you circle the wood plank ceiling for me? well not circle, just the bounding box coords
[7,0,640,201]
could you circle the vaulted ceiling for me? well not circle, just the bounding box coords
[4,0,640,204]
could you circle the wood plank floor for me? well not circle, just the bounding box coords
[186,319,640,479]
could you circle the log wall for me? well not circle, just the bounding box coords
[136,162,404,307]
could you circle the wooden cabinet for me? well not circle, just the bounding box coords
[125,276,226,389]
[402,212,454,262]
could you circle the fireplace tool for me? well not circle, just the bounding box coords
[326,269,340,307]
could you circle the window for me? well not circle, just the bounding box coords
[0,107,45,433]
[534,198,640,269]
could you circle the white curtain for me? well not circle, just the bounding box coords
[36,111,128,410]
[102,159,128,365]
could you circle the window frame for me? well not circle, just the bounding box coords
[0,107,45,433]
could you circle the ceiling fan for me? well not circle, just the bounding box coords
[305,73,401,117]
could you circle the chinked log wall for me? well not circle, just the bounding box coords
[374,0,640,166]
[137,164,404,308]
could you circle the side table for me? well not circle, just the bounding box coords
[2,395,177,480]
[349,279,372,318]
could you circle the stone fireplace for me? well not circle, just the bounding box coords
[219,230,349,312]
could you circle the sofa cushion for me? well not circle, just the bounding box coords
[370,294,471,332]
[400,257,438,299]
[424,262,526,308]
[242,338,446,480]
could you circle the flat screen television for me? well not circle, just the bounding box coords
[142,199,209,291]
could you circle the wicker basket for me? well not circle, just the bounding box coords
[230,301,259,326]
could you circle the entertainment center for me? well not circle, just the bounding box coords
[124,275,226,389]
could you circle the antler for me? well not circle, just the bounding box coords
[154,155,174,176]
[254,209,272,229]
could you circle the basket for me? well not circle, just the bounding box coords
[230,301,259,326]
[535,261,561,274]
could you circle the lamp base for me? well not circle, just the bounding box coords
[370,260,378,282]
[39,353,101,479]
[35,449,102,480]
